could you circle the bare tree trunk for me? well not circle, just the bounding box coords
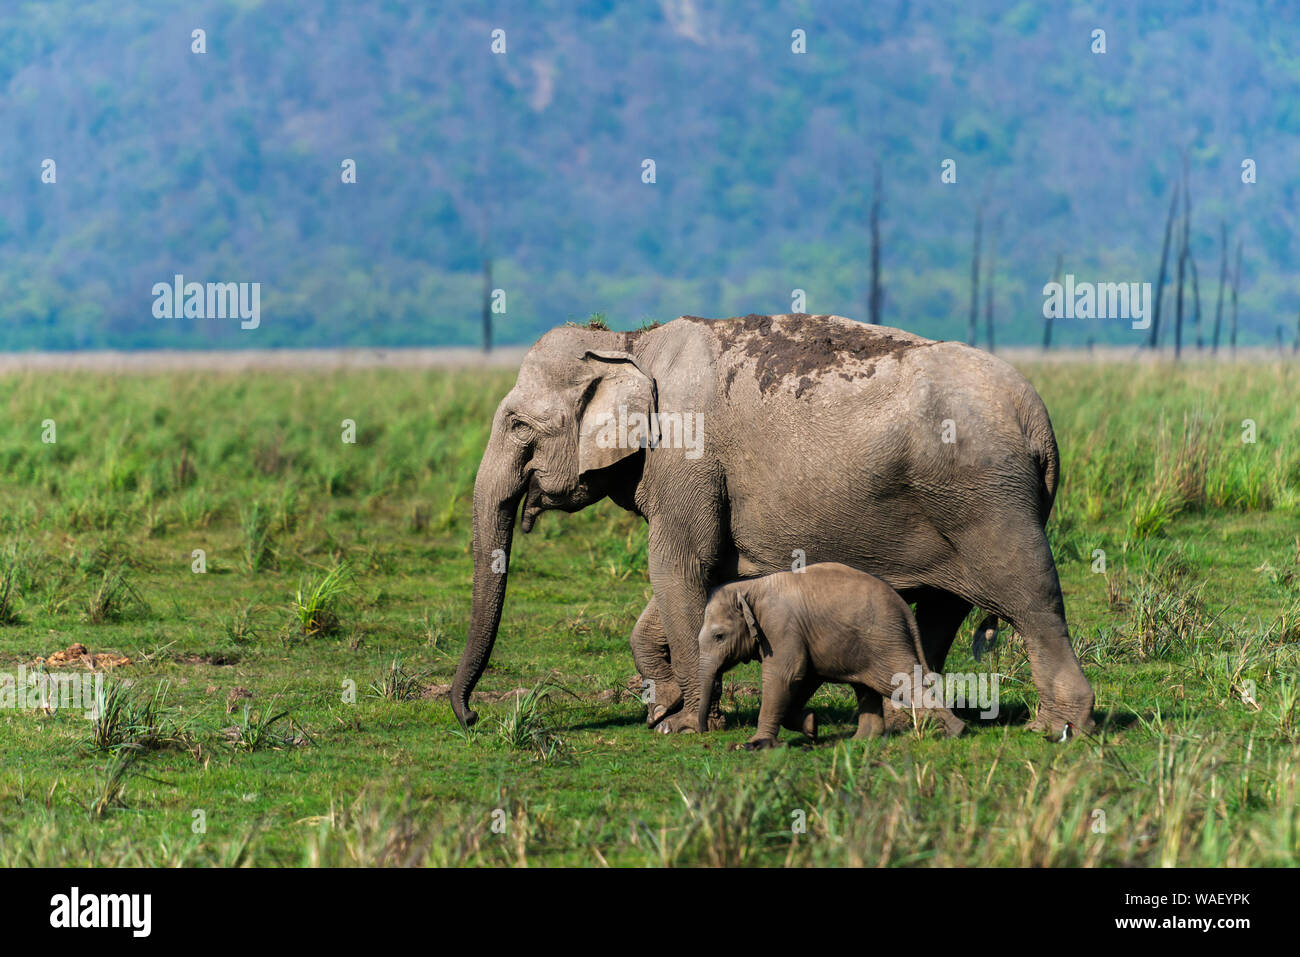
[1044,253,1062,351]
[984,219,998,353]
[1211,220,1227,354]
[1175,160,1192,359]
[869,163,882,325]
[967,205,982,346]
[481,259,493,353]
[1174,244,1186,360]
[1230,240,1242,356]
[1149,188,1178,349]
[1190,255,1203,351]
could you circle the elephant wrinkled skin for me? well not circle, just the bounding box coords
[450,314,1095,736]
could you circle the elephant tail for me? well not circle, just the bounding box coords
[905,610,934,677]
[1018,389,1060,524]
[1034,427,1060,521]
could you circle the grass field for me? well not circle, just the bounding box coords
[0,360,1297,866]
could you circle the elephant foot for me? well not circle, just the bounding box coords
[645,702,675,729]
[853,713,885,740]
[881,700,913,734]
[882,705,966,737]
[937,710,966,738]
[1028,698,1097,738]
[655,711,699,734]
[641,679,684,729]
[739,735,777,751]
[1024,712,1097,738]
[783,709,816,741]
[652,707,725,733]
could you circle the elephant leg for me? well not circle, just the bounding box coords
[957,525,1095,735]
[883,590,971,733]
[780,675,820,740]
[744,657,794,749]
[852,685,885,739]
[646,522,722,734]
[913,590,973,673]
[629,597,682,728]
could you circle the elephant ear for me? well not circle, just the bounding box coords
[736,592,769,655]
[576,350,657,475]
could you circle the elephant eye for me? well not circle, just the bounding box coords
[508,418,535,442]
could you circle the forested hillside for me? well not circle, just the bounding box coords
[1,0,1296,349]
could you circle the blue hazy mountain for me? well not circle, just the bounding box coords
[1,0,1295,350]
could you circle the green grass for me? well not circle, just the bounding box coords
[290,561,352,638]
[0,361,1297,866]
[84,678,190,754]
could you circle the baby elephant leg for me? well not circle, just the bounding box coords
[872,681,965,738]
[744,662,794,750]
[780,676,819,741]
[852,685,885,739]
[888,681,966,738]
[929,704,966,738]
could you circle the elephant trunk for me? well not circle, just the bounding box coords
[450,450,526,728]
[697,657,718,733]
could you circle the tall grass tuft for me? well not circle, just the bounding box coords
[239,501,275,572]
[1155,409,1217,511]
[0,543,31,624]
[1106,556,1218,659]
[301,792,530,867]
[495,681,571,761]
[221,602,261,645]
[290,561,352,637]
[367,658,426,701]
[647,735,1300,867]
[88,750,141,818]
[85,565,148,624]
[85,680,190,753]
[650,770,793,867]
[227,699,308,752]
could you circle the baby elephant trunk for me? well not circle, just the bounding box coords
[696,659,718,733]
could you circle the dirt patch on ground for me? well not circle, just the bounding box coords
[421,683,535,703]
[723,682,760,702]
[226,687,254,713]
[593,673,651,703]
[176,652,240,666]
[33,642,130,670]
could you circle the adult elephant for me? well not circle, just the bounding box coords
[450,314,1095,735]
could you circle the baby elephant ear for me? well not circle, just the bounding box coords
[736,593,758,640]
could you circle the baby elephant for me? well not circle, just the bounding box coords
[696,563,966,748]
